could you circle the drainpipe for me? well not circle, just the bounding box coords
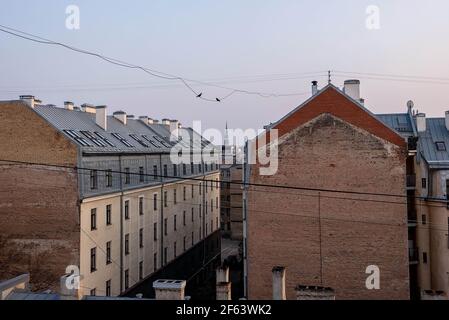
[242,140,249,298]
[119,155,124,293]
[159,154,164,268]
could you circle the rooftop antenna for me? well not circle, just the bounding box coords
[328,70,331,84]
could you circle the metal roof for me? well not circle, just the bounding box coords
[33,105,209,154]
[375,113,414,138]
[6,291,61,300]
[417,118,449,167]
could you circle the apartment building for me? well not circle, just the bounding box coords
[220,164,243,240]
[243,80,410,299]
[378,105,449,299]
[0,97,221,298]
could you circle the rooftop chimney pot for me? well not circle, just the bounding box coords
[343,79,361,101]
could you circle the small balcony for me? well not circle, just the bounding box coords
[409,247,419,265]
[406,174,416,190]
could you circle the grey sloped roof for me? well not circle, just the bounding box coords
[375,113,414,138]
[33,105,209,154]
[6,291,60,300]
[418,118,449,167]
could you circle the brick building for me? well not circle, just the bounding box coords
[243,81,410,299]
[0,97,221,297]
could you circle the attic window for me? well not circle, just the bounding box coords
[80,131,107,147]
[436,141,446,151]
[142,135,161,148]
[111,133,134,147]
[129,134,149,147]
[93,132,115,147]
[63,129,93,147]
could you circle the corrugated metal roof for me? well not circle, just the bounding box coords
[418,118,449,166]
[33,105,209,154]
[6,291,60,300]
[375,113,414,138]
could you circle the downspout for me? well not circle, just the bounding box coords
[119,155,124,293]
[159,153,164,267]
[242,140,249,299]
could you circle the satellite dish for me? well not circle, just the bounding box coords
[407,100,414,109]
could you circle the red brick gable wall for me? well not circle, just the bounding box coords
[272,86,406,148]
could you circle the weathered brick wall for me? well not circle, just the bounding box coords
[248,112,409,300]
[0,101,80,292]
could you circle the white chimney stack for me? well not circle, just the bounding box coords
[95,106,107,131]
[161,119,171,125]
[216,266,229,284]
[20,95,36,108]
[416,113,426,132]
[343,79,361,101]
[170,119,179,141]
[272,266,286,300]
[113,111,127,125]
[153,280,186,300]
[81,104,96,114]
[216,282,232,300]
[311,81,318,96]
[445,111,449,131]
[139,116,149,125]
[148,118,154,124]
[64,101,74,111]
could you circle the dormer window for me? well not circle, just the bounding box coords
[436,141,446,151]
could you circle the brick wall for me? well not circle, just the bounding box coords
[0,101,80,291]
[247,109,409,299]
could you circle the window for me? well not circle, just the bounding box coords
[139,261,143,280]
[106,204,112,225]
[422,178,427,189]
[210,219,213,232]
[191,208,194,222]
[142,135,161,148]
[199,227,202,240]
[90,170,98,190]
[130,134,149,147]
[164,191,168,207]
[153,165,158,180]
[216,197,218,209]
[216,217,219,230]
[183,236,186,252]
[124,200,129,220]
[183,187,186,201]
[124,168,130,184]
[191,185,194,198]
[90,288,96,296]
[174,241,177,258]
[154,223,157,241]
[436,142,446,151]
[206,201,208,215]
[94,132,115,147]
[139,167,144,183]
[111,133,134,148]
[205,163,208,172]
[206,181,208,194]
[106,280,111,296]
[173,164,178,177]
[106,169,113,187]
[90,247,96,272]
[124,270,129,289]
[164,218,168,236]
[106,241,111,265]
[164,247,168,265]
[199,183,202,195]
[199,205,202,218]
[183,164,187,175]
[422,214,427,225]
[90,208,97,230]
[174,215,177,231]
[63,129,93,147]
[422,252,428,264]
[139,197,144,215]
[183,211,186,226]
[191,232,194,246]
[163,165,168,177]
[446,180,449,209]
[153,194,158,210]
[139,228,144,248]
[153,253,157,272]
[125,234,129,255]
[191,162,194,175]
[206,223,208,235]
[174,189,177,204]
[198,164,202,173]
[211,199,213,213]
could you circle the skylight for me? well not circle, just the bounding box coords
[111,133,134,147]
[63,129,93,147]
[435,141,446,151]
[129,134,149,147]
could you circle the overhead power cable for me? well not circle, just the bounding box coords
[0,24,324,101]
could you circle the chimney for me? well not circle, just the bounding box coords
[81,104,96,114]
[139,116,149,124]
[272,266,286,300]
[311,81,318,96]
[161,118,171,125]
[445,111,449,131]
[113,111,127,125]
[153,280,186,300]
[127,115,135,120]
[64,101,74,111]
[170,119,179,141]
[216,266,229,284]
[153,119,160,124]
[416,113,426,132]
[148,118,154,124]
[95,106,107,131]
[19,95,36,108]
[216,282,232,300]
[343,79,361,101]
[295,285,335,300]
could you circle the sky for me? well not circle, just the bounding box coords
[1,0,449,136]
